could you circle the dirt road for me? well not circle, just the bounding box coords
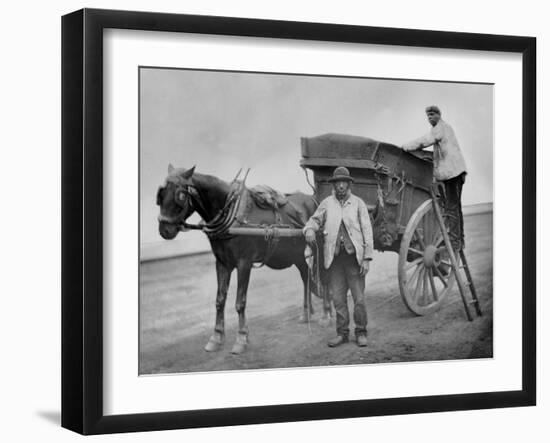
[139,212,493,374]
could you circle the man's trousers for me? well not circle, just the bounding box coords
[443,172,466,251]
[328,252,367,337]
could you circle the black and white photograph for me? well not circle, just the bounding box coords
[140,67,493,375]
[1,0,545,439]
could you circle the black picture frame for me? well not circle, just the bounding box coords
[61,8,536,435]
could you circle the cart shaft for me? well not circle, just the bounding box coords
[228,227,304,238]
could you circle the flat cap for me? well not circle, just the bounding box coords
[425,105,441,115]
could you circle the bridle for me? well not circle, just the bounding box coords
[156,183,200,227]
[157,172,247,239]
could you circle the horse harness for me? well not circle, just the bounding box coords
[159,170,300,267]
[158,179,244,240]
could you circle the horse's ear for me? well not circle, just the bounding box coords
[181,165,196,180]
[168,163,175,174]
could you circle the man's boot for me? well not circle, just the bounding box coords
[327,335,349,348]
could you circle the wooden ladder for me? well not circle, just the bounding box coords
[430,189,482,321]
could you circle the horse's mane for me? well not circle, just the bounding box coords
[167,168,231,193]
[166,168,313,211]
[163,166,315,231]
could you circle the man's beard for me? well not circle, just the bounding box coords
[336,188,349,200]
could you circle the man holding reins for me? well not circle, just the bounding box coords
[304,167,374,348]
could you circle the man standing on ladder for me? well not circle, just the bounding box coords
[303,167,374,348]
[402,106,468,253]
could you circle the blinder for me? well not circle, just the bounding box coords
[156,186,164,206]
[174,186,191,207]
[156,184,196,209]
[157,182,201,229]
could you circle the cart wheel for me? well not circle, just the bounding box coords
[398,199,456,315]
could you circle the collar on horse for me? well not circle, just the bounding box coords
[172,169,248,239]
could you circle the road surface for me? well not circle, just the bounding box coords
[139,212,493,374]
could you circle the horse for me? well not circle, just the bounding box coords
[156,164,330,354]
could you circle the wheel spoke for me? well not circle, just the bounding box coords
[414,229,427,250]
[434,265,448,287]
[413,268,424,302]
[422,269,429,305]
[428,268,439,301]
[425,270,431,303]
[406,261,422,290]
[408,247,424,256]
[424,213,435,245]
[433,232,443,248]
[405,257,423,270]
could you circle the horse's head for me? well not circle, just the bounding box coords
[156,164,196,240]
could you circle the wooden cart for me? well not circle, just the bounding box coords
[300,133,481,318]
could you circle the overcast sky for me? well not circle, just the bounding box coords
[140,68,493,245]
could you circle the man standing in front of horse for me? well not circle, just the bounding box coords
[402,106,468,253]
[304,167,374,348]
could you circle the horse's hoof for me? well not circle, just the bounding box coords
[204,334,224,352]
[230,334,248,354]
[204,341,222,352]
[318,316,331,328]
[231,342,247,354]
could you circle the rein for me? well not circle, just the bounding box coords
[161,168,312,267]
[175,169,249,239]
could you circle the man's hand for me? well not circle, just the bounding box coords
[304,229,316,244]
[360,260,370,276]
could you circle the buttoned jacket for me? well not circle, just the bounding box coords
[402,119,467,181]
[304,192,374,269]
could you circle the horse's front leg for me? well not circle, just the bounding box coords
[231,260,252,354]
[204,259,232,352]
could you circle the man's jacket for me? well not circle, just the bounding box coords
[304,193,374,269]
[402,119,467,181]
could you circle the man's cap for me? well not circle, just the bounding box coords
[328,166,354,183]
[425,105,441,115]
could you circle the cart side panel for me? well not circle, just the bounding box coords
[301,133,434,192]
[301,133,380,160]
